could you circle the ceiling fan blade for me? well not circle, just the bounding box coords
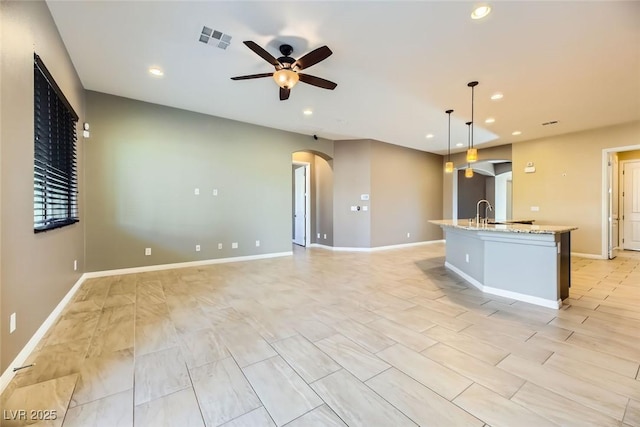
[298,74,337,90]
[294,46,332,70]
[230,73,274,80]
[280,87,290,101]
[243,41,281,67]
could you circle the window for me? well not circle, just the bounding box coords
[33,53,79,233]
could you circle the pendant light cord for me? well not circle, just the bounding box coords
[446,109,453,162]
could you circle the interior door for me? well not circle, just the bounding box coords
[623,160,640,251]
[293,166,306,246]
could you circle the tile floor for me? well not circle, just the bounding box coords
[1,243,639,427]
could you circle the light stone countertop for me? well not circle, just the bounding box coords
[429,219,578,235]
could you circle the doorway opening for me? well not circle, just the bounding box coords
[602,144,640,259]
[292,161,310,247]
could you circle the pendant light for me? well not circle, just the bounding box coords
[444,109,454,173]
[465,121,474,178]
[466,81,479,163]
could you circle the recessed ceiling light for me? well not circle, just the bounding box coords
[303,109,313,116]
[456,143,464,147]
[471,4,491,20]
[490,92,503,101]
[512,131,522,136]
[485,117,495,124]
[426,134,434,139]
[148,67,164,77]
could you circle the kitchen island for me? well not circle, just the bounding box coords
[430,220,578,309]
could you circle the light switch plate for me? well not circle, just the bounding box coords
[10,313,16,333]
[194,188,200,195]
[232,242,238,249]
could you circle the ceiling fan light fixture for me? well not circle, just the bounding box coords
[471,4,491,20]
[273,69,299,89]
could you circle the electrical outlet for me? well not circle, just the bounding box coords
[10,313,16,334]
[218,243,222,250]
[465,254,470,263]
[407,232,411,238]
[255,240,260,247]
[194,188,200,195]
[73,259,78,271]
[145,248,151,256]
[195,245,201,252]
[324,234,327,239]
[213,189,218,196]
[317,233,320,239]
[232,242,238,249]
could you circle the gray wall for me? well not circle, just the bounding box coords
[457,171,487,219]
[370,140,443,247]
[333,139,443,248]
[84,92,333,271]
[0,0,86,372]
[333,140,372,247]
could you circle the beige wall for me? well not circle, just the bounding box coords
[0,0,86,372]
[512,121,640,256]
[85,92,333,271]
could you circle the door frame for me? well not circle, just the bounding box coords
[601,144,640,259]
[292,161,311,247]
[620,159,640,251]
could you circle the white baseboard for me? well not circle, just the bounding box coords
[571,252,606,260]
[0,273,87,394]
[84,251,293,278]
[312,240,445,252]
[444,262,562,309]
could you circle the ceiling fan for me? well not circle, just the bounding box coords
[231,41,337,101]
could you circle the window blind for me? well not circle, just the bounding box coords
[34,53,79,233]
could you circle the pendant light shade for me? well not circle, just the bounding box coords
[466,148,478,162]
[445,109,454,173]
[445,161,454,174]
[465,121,474,178]
[466,81,479,163]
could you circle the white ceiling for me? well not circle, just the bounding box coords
[46,1,640,155]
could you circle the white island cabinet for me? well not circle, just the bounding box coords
[430,220,578,309]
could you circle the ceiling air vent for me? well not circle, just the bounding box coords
[541,120,558,126]
[199,26,232,50]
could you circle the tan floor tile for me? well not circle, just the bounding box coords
[315,334,390,381]
[366,368,483,426]
[70,348,134,407]
[422,343,524,398]
[63,389,133,427]
[271,335,341,383]
[367,318,438,352]
[453,383,557,427]
[178,327,230,369]
[134,346,190,405]
[3,374,78,427]
[377,343,472,400]
[511,382,620,427]
[242,356,322,426]
[624,399,640,426]
[331,319,396,353]
[285,404,346,427]
[219,407,275,427]
[134,388,204,427]
[218,324,278,368]
[423,325,508,365]
[311,369,416,427]
[498,354,628,420]
[190,357,261,426]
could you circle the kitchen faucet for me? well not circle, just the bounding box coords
[476,199,493,225]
